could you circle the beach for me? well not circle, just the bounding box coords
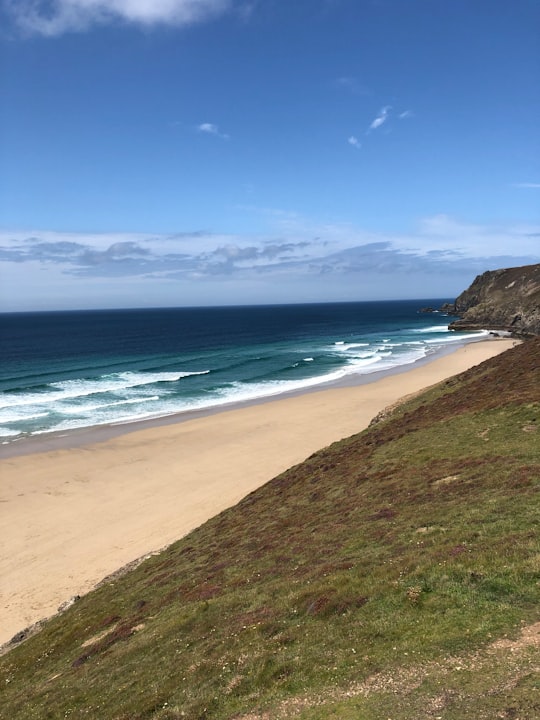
[0,338,517,645]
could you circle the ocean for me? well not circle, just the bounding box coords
[0,300,488,447]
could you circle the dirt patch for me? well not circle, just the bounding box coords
[490,621,540,651]
[433,474,460,487]
[81,627,117,649]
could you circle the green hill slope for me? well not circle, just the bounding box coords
[1,339,539,720]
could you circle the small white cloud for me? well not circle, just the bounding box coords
[7,0,232,37]
[369,105,391,131]
[197,122,230,140]
[512,182,540,189]
[347,136,361,150]
[398,110,414,119]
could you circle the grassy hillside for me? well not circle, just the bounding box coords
[1,339,539,720]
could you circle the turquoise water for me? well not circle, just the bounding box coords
[0,301,486,444]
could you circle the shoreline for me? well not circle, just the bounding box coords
[0,333,500,460]
[0,337,517,646]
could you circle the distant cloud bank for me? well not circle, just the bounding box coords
[2,215,538,310]
[1,215,538,281]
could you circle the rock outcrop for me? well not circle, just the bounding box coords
[443,263,540,336]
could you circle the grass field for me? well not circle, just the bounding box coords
[1,338,539,719]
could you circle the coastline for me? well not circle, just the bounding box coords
[0,337,517,646]
[0,332,502,460]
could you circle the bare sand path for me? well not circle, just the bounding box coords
[0,338,516,645]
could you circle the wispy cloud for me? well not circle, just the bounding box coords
[2,217,539,308]
[335,75,369,95]
[2,216,538,282]
[336,76,357,90]
[5,0,233,37]
[369,105,391,131]
[348,105,412,150]
[512,182,540,189]
[197,122,230,140]
[0,231,313,279]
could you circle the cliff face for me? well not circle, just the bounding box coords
[444,263,540,336]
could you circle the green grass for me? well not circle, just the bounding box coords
[1,338,539,719]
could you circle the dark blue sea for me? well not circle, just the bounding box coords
[0,301,487,446]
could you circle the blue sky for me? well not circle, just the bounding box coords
[0,0,539,311]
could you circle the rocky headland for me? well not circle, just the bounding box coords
[443,263,540,336]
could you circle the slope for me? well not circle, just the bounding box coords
[1,339,539,720]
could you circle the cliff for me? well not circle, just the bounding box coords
[444,263,540,336]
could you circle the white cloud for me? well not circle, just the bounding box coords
[347,135,361,149]
[410,214,540,258]
[6,0,232,36]
[512,182,540,189]
[197,122,230,139]
[369,105,391,131]
[1,217,538,309]
[2,215,538,275]
[362,106,412,139]
[254,212,540,265]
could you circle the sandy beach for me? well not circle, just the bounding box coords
[0,338,517,645]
